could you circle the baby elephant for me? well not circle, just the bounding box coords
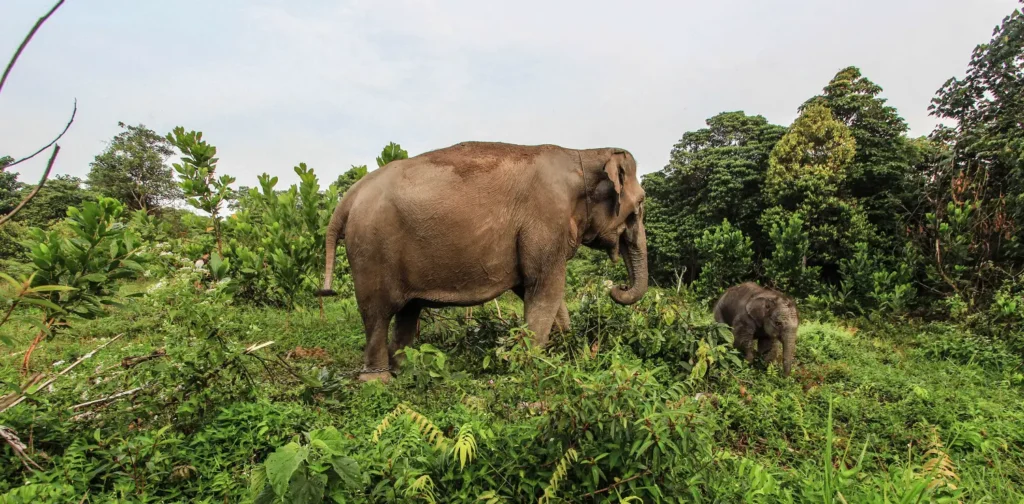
[713,282,799,377]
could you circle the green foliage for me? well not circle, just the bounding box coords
[815,242,918,319]
[802,67,921,250]
[376,142,409,167]
[249,426,362,504]
[764,103,875,268]
[929,4,1024,243]
[643,111,786,281]
[24,197,149,323]
[333,165,368,195]
[0,162,19,216]
[397,343,464,391]
[3,175,98,228]
[222,164,341,309]
[167,127,236,253]
[693,218,754,299]
[763,213,821,297]
[86,122,181,212]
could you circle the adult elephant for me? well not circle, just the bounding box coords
[317,141,649,382]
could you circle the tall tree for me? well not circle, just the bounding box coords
[0,156,18,216]
[928,3,1024,261]
[762,103,874,279]
[801,66,920,250]
[87,122,181,212]
[10,175,97,227]
[642,111,786,282]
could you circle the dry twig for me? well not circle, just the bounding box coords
[580,470,652,498]
[0,425,42,471]
[0,333,124,415]
[71,386,146,411]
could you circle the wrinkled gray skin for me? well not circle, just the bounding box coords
[317,141,649,382]
[713,282,799,377]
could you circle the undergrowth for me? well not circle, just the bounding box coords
[1,272,1021,502]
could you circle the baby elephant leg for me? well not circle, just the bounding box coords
[732,320,757,363]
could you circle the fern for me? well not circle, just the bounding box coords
[373,404,479,471]
[790,392,810,441]
[404,474,438,504]
[452,423,478,470]
[406,407,448,451]
[372,403,412,443]
[921,427,960,493]
[538,446,578,504]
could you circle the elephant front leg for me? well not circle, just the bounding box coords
[759,336,782,366]
[514,287,570,336]
[732,321,756,364]
[522,276,566,348]
[552,300,570,333]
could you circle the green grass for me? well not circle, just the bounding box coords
[1,277,1022,502]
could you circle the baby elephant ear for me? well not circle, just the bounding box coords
[745,296,776,320]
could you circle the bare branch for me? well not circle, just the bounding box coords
[0,334,124,415]
[0,145,60,227]
[0,425,42,471]
[0,0,67,96]
[3,99,77,170]
[71,386,147,411]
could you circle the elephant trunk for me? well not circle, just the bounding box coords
[782,329,796,377]
[316,199,347,297]
[610,222,648,305]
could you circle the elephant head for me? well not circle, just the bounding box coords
[746,294,799,376]
[582,149,648,306]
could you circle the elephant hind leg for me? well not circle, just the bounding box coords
[389,303,423,372]
[358,308,394,382]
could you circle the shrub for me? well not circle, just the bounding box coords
[694,218,754,300]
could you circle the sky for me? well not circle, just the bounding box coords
[1,0,1020,190]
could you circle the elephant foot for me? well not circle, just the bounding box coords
[359,371,392,383]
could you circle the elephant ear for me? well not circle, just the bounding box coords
[745,296,776,321]
[603,150,626,216]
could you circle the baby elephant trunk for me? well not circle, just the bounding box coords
[782,329,796,377]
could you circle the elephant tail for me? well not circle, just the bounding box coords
[316,192,353,297]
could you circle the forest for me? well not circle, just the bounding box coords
[1,2,1023,503]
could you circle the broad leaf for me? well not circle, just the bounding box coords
[329,456,361,489]
[265,442,308,497]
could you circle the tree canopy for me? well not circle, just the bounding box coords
[86,122,181,212]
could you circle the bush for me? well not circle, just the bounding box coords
[763,212,821,297]
[693,218,754,300]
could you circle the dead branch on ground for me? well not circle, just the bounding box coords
[0,333,124,415]
[0,425,42,471]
